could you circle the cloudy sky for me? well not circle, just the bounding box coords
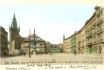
[0,4,96,44]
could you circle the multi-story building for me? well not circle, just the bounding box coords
[58,43,63,53]
[63,32,77,54]
[45,41,51,54]
[81,24,86,54]
[76,29,82,54]
[0,26,8,55]
[63,5,104,54]
[71,31,77,53]
[86,6,104,54]
[51,44,62,53]
[65,37,71,53]
[21,33,46,54]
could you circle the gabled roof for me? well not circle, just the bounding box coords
[23,33,45,42]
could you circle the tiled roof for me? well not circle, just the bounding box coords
[51,44,60,47]
[23,37,30,41]
[23,33,45,42]
[51,43,63,48]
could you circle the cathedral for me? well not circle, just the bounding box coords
[9,14,24,54]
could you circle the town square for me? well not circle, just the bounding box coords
[0,4,104,69]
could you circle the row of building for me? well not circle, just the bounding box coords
[63,6,104,54]
[0,14,63,55]
[0,26,8,55]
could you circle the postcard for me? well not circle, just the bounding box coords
[0,0,104,70]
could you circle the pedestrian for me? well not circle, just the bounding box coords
[74,51,76,55]
[50,52,52,56]
[36,50,37,55]
[29,51,31,58]
[24,52,26,56]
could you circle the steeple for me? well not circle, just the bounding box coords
[63,35,65,40]
[9,14,20,41]
[12,14,17,29]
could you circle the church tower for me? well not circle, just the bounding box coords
[9,14,21,54]
[9,14,20,42]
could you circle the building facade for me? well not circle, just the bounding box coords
[58,43,63,53]
[45,41,51,54]
[62,5,104,54]
[0,26,8,55]
[65,37,71,53]
[12,35,23,51]
[51,44,61,53]
[86,6,104,54]
[76,29,82,54]
[21,34,46,54]
[63,32,77,54]
[81,25,86,54]
[71,32,77,53]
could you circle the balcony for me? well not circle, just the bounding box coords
[97,28,104,34]
[87,42,92,46]
[96,40,101,44]
[100,39,104,43]
[92,41,96,45]
[89,34,92,37]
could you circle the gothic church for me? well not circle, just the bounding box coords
[9,14,23,54]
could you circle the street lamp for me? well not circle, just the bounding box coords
[29,29,31,58]
[34,28,36,52]
[31,28,37,55]
[29,28,37,55]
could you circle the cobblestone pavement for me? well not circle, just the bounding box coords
[0,53,104,65]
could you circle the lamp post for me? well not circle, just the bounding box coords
[29,29,31,58]
[29,44,31,58]
[29,28,37,55]
[34,28,37,55]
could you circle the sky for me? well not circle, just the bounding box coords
[0,4,96,44]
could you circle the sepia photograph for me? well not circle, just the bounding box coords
[0,0,104,70]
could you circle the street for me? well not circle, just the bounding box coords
[0,53,104,65]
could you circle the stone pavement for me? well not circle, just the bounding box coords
[0,53,104,65]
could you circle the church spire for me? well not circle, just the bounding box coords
[12,14,17,29]
[14,14,15,18]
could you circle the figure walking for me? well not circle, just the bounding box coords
[74,51,76,55]
[24,52,26,56]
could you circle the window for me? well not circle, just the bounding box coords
[40,44,42,46]
[94,35,96,42]
[97,23,101,30]
[98,33,101,41]
[97,14,100,18]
